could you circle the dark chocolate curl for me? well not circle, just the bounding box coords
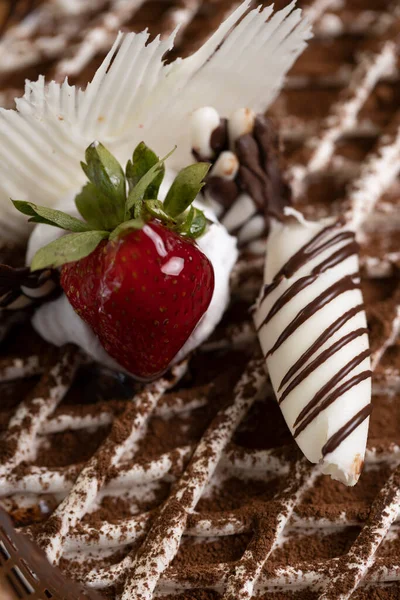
[254,115,291,217]
[193,112,290,234]
[237,164,269,211]
[207,176,240,209]
[192,118,228,163]
[236,115,291,222]
[210,118,229,155]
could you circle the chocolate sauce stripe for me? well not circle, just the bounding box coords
[259,277,282,305]
[322,404,373,456]
[293,349,371,434]
[283,230,355,279]
[278,304,365,392]
[259,227,353,306]
[272,222,338,280]
[310,241,359,275]
[273,223,352,281]
[258,240,359,333]
[279,328,369,405]
[258,274,316,331]
[266,274,360,358]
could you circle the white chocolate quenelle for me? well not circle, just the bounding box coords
[254,208,371,486]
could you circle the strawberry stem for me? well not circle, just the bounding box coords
[12,141,210,270]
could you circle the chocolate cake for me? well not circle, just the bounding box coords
[0,0,399,599]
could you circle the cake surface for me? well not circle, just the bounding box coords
[0,1,399,599]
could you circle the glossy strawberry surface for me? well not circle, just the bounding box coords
[61,220,214,378]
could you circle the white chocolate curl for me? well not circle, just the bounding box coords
[254,209,372,486]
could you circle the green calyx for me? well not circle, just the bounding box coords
[12,142,210,271]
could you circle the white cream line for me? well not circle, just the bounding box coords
[39,360,188,565]
[288,42,397,198]
[0,348,81,476]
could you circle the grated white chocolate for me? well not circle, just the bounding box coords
[254,212,371,486]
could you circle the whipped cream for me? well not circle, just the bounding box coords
[29,176,238,375]
[254,209,372,486]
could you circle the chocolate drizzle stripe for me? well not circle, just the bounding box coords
[310,241,359,275]
[273,221,350,281]
[259,241,359,333]
[321,404,373,456]
[279,328,369,404]
[293,349,371,429]
[0,2,399,599]
[258,274,316,331]
[260,224,352,306]
[266,274,359,358]
[278,304,365,392]
[294,370,372,438]
[259,278,282,304]
[0,265,60,308]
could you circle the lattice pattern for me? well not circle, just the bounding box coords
[0,0,399,599]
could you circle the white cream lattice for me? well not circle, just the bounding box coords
[0,0,400,599]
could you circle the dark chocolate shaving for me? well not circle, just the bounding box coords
[192,113,291,239]
[0,264,60,308]
[210,117,229,155]
[236,115,291,221]
[206,176,239,209]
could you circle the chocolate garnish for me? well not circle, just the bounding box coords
[0,265,60,309]
[206,176,239,209]
[278,304,366,391]
[294,366,372,438]
[210,117,228,155]
[192,118,229,163]
[279,328,369,405]
[257,217,372,449]
[0,2,398,598]
[0,506,101,599]
[274,222,352,280]
[236,115,291,221]
[192,113,291,241]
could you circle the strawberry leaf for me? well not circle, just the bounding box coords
[81,142,126,228]
[164,163,210,218]
[31,231,109,271]
[189,208,207,239]
[144,200,176,224]
[75,183,124,231]
[175,206,195,236]
[126,143,165,200]
[109,218,144,241]
[125,147,176,219]
[12,201,92,232]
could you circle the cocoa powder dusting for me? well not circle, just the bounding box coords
[0,1,400,599]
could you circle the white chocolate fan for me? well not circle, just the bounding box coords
[0,0,311,243]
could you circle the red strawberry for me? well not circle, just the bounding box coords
[60,220,214,378]
[15,140,214,379]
